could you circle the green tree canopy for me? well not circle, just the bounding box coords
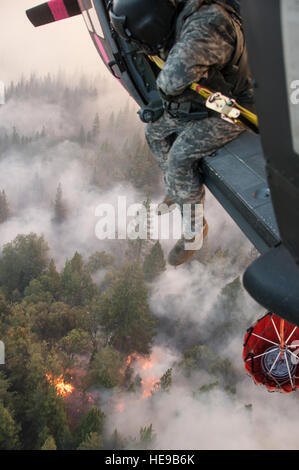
[0,233,49,299]
[0,190,9,223]
[130,424,156,450]
[53,183,67,224]
[99,262,157,354]
[60,252,97,306]
[126,141,159,191]
[59,328,91,362]
[24,259,61,304]
[0,403,20,450]
[29,301,85,343]
[87,251,115,273]
[158,368,172,393]
[143,241,166,282]
[3,326,69,450]
[87,345,123,389]
[74,406,105,448]
[0,372,11,405]
[41,435,57,450]
[0,291,11,325]
[179,345,235,388]
[77,432,103,450]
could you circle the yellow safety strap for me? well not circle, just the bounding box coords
[149,55,259,133]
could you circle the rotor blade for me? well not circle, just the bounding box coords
[26,0,83,27]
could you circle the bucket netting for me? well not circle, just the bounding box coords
[243,313,299,393]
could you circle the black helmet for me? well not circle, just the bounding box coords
[109,0,177,54]
[217,0,241,15]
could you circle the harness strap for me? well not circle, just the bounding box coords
[149,55,259,132]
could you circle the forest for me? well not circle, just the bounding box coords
[0,74,261,450]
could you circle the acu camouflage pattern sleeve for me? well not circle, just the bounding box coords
[156,3,236,96]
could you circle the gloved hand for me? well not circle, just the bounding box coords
[158,86,205,106]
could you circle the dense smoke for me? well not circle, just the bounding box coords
[107,255,299,450]
[0,73,147,266]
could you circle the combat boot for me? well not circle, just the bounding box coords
[156,194,177,216]
[168,218,209,266]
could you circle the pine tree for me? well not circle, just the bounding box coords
[41,436,57,450]
[100,262,157,354]
[0,404,20,450]
[74,407,105,448]
[77,432,103,450]
[143,241,166,282]
[78,125,86,146]
[158,368,172,392]
[91,113,100,140]
[127,141,159,191]
[11,127,20,146]
[53,183,67,224]
[0,190,9,223]
[60,252,97,306]
[138,424,156,449]
[110,429,125,450]
[87,345,123,389]
[40,126,46,138]
[0,233,49,298]
[87,251,115,273]
[126,197,156,263]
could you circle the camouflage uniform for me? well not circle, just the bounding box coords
[146,112,242,208]
[145,0,253,212]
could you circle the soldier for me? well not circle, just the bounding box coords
[109,0,255,266]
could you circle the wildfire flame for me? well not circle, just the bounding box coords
[116,402,125,413]
[125,353,158,399]
[126,353,154,371]
[140,358,154,371]
[46,373,74,397]
[141,376,159,398]
[116,351,162,412]
[126,354,135,367]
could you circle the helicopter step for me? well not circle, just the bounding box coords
[202,131,280,255]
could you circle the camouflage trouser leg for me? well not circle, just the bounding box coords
[145,112,181,175]
[146,113,243,209]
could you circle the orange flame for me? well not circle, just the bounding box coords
[126,353,140,367]
[126,353,154,370]
[126,355,134,367]
[46,373,74,397]
[140,358,154,371]
[124,353,159,400]
[116,402,125,413]
[141,376,159,399]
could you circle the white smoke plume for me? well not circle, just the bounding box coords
[106,254,299,450]
[0,74,145,268]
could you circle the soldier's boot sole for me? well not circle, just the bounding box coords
[168,219,209,267]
